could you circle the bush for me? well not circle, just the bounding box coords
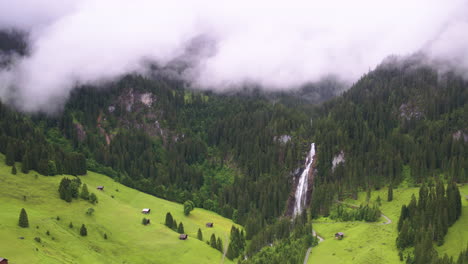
[183,200,195,216]
[86,208,95,216]
[80,224,87,236]
[89,193,98,204]
[34,237,41,243]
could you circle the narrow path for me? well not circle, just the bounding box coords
[303,229,324,264]
[303,247,312,264]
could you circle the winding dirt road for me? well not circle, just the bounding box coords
[303,230,324,264]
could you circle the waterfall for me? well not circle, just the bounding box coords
[293,143,316,216]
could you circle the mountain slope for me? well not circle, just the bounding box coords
[0,154,236,264]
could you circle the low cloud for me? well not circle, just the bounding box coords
[0,0,467,112]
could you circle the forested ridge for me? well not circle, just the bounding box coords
[311,58,467,218]
[0,31,467,263]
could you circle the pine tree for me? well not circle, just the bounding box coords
[11,164,17,175]
[80,224,87,236]
[366,188,371,203]
[69,222,73,228]
[197,228,203,241]
[210,234,217,249]
[5,142,15,166]
[80,184,89,200]
[165,212,173,228]
[177,222,184,234]
[21,152,29,174]
[387,184,393,202]
[216,237,223,252]
[18,208,29,228]
[226,243,235,260]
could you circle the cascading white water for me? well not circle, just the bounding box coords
[293,143,315,216]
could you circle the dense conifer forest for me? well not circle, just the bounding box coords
[0,32,467,262]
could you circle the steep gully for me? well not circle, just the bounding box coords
[289,143,324,264]
[292,144,391,264]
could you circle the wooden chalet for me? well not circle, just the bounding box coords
[97,186,104,191]
[142,208,151,214]
[179,234,188,240]
[0,258,8,264]
[206,222,214,228]
[335,232,345,240]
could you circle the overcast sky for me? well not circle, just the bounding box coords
[0,0,467,112]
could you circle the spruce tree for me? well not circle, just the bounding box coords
[226,243,235,260]
[80,184,89,200]
[216,237,224,252]
[165,212,173,228]
[80,224,87,236]
[5,142,15,166]
[21,152,29,174]
[210,234,217,249]
[11,164,17,175]
[387,184,393,202]
[177,222,184,234]
[197,228,203,241]
[18,208,29,228]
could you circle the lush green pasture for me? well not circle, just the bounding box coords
[0,155,236,264]
[438,184,468,257]
[309,185,468,263]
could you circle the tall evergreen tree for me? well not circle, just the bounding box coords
[210,234,217,249]
[216,237,224,252]
[80,184,89,200]
[177,222,185,234]
[197,228,203,241]
[18,208,29,228]
[387,184,393,202]
[165,212,174,228]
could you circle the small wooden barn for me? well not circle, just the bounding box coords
[179,234,188,240]
[206,222,214,228]
[142,208,151,214]
[97,186,104,191]
[0,258,8,264]
[335,232,345,240]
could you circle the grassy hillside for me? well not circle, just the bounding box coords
[0,155,237,264]
[309,185,468,264]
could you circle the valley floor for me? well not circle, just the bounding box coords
[308,185,468,264]
[0,155,236,264]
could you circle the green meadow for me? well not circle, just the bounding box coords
[309,185,468,264]
[0,155,237,264]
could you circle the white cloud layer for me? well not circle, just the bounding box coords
[0,0,467,112]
